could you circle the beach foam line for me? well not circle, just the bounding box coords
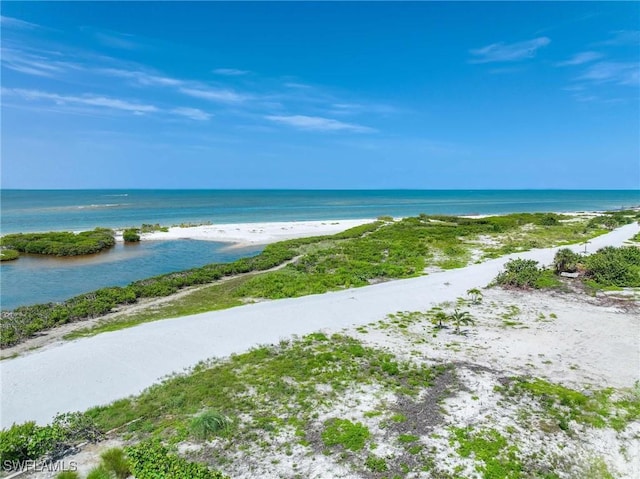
[1,222,638,427]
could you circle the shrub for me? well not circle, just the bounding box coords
[190,410,231,440]
[125,440,228,479]
[100,447,130,479]
[0,229,115,256]
[122,229,140,243]
[495,259,543,289]
[553,248,581,274]
[583,246,640,287]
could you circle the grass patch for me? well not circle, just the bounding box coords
[0,249,19,261]
[451,427,522,479]
[322,418,370,451]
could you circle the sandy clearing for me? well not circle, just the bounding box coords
[1,222,637,428]
[133,218,376,246]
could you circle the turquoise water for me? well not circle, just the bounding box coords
[3,190,639,234]
[1,190,638,309]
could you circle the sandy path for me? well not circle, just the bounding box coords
[1,223,637,427]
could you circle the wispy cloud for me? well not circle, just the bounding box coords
[0,15,41,29]
[100,68,183,87]
[171,107,212,121]
[556,51,603,67]
[469,37,550,63]
[596,30,640,47]
[4,88,159,113]
[265,115,375,133]
[179,87,248,103]
[1,47,77,78]
[579,62,639,86]
[4,87,211,121]
[94,31,141,50]
[213,68,250,76]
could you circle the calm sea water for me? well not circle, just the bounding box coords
[1,190,638,309]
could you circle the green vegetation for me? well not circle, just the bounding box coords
[452,427,522,479]
[0,412,101,464]
[500,378,640,432]
[55,472,80,479]
[0,248,19,261]
[122,228,141,242]
[553,248,581,273]
[139,223,169,233]
[4,211,635,348]
[583,246,640,287]
[0,228,115,256]
[100,447,131,479]
[126,440,227,479]
[85,466,111,479]
[322,418,370,451]
[189,410,231,440]
[467,287,483,304]
[495,259,561,289]
[449,309,474,334]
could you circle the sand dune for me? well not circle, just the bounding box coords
[1,222,638,428]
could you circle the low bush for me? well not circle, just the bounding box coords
[583,246,640,287]
[125,440,228,479]
[495,259,544,289]
[0,249,19,261]
[322,418,370,451]
[56,472,80,479]
[122,229,140,243]
[0,228,115,256]
[0,413,102,468]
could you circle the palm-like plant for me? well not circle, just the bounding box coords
[466,288,483,305]
[433,311,449,329]
[449,309,475,334]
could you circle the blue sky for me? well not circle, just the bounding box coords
[1,1,638,189]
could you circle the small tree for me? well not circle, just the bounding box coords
[466,288,483,304]
[449,309,475,335]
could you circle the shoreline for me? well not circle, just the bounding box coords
[127,218,377,246]
[2,222,638,428]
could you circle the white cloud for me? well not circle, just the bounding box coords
[5,88,158,113]
[171,107,212,121]
[579,62,639,86]
[94,31,140,50]
[556,51,603,66]
[265,115,375,133]
[0,15,40,29]
[100,68,184,87]
[1,47,72,78]
[213,68,250,76]
[597,30,640,46]
[470,37,551,63]
[179,87,248,103]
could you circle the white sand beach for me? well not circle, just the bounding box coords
[1,222,638,429]
[134,219,376,246]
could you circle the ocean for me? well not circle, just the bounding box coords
[1,189,638,309]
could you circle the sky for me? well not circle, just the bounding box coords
[1,1,639,189]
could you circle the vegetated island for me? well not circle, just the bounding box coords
[1,210,638,351]
[0,224,172,261]
[1,214,639,479]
